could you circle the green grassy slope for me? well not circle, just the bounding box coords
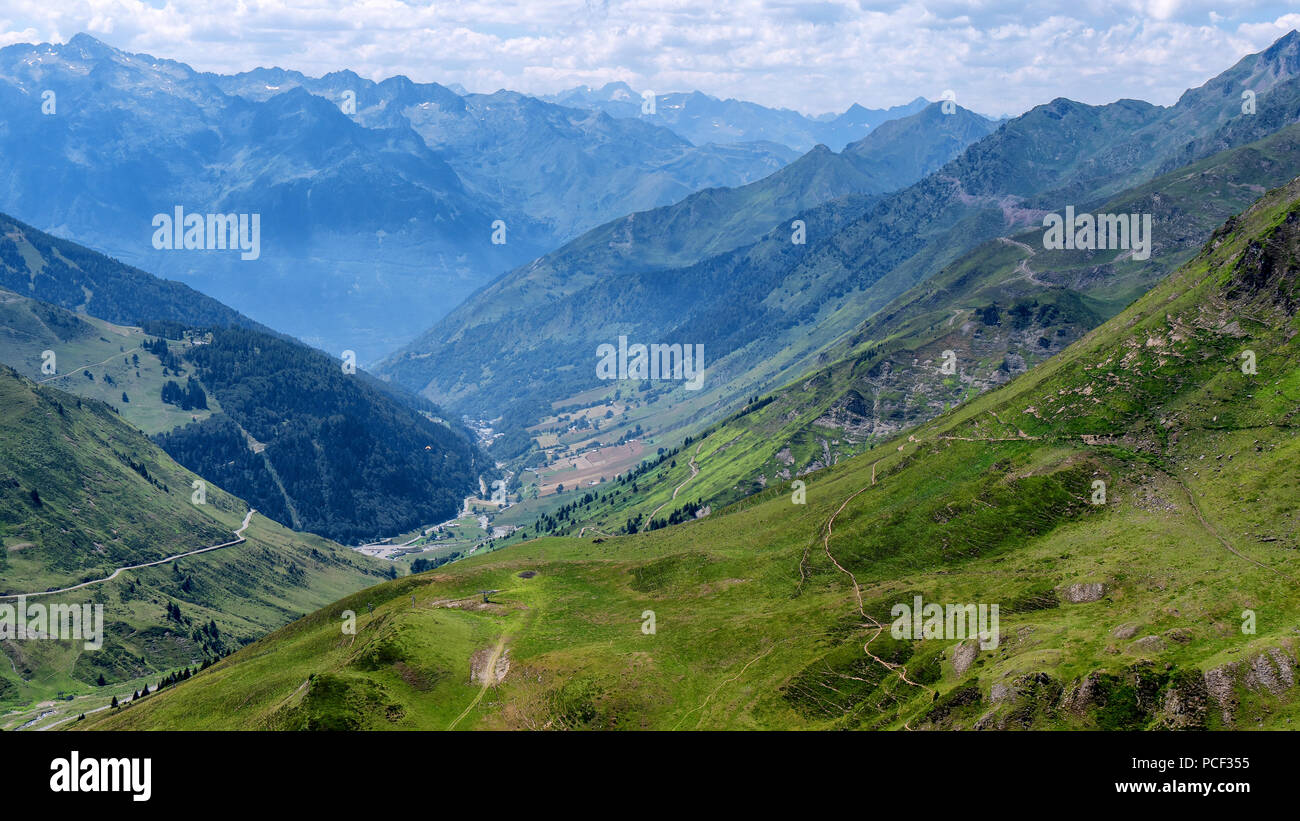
[0,290,221,434]
[86,179,1300,730]
[0,366,388,710]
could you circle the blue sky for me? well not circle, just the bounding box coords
[1,1,1298,116]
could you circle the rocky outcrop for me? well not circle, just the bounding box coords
[1127,635,1167,654]
[1062,582,1107,603]
[951,641,979,675]
[1202,643,1298,726]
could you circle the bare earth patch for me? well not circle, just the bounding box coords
[470,646,509,686]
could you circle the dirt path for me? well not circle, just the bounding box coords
[1166,471,1295,582]
[448,633,507,730]
[798,459,879,593]
[0,509,255,601]
[648,442,703,521]
[997,236,1049,287]
[818,469,936,707]
[577,526,616,538]
[672,637,796,730]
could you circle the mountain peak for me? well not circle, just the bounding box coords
[321,68,363,83]
[68,32,107,47]
[598,80,636,99]
[1258,28,1300,76]
[1264,28,1300,55]
[1171,29,1300,111]
[66,32,116,58]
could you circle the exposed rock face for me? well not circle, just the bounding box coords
[1203,644,1299,726]
[1204,663,1241,725]
[952,641,979,675]
[990,683,1012,704]
[1268,648,1296,688]
[1062,582,1107,603]
[968,672,1061,729]
[1127,635,1167,654]
[1112,622,1141,639]
[925,650,1300,730]
[1244,650,1291,695]
[796,460,825,476]
[813,389,878,438]
[1062,671,1104,715]
[1155,670,1210,730]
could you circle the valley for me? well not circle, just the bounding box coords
[1,24,1299,739]
[462,49,1300,545]
[78,170,1300,731]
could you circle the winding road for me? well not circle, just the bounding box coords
[0,508,255,601]
[37,345,144,384]
[997,236,1050,287]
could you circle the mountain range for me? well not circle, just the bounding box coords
[379,32,1300,465]
[4,29,1300,733]
[0,34,842,360]
[379,102,998,442]
[543,81,933,151]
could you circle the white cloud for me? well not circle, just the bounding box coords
[0,0,1296,116]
